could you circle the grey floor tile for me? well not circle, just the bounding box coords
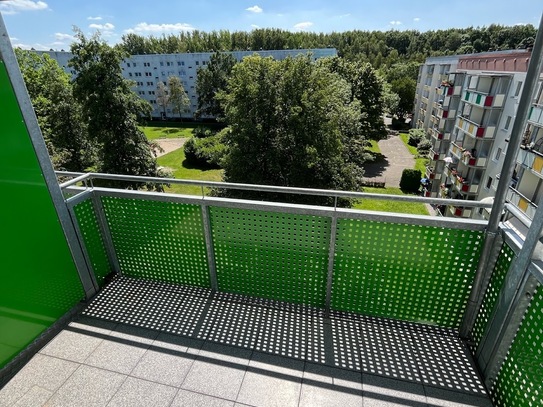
[425,387,493,407]
[181,342,251,400]
[40,318,116,363]
[130,333,203,387]
[171,389,235,407]
[362,374,427,407]
[13,386,52,407]
[107,376,177,407]
[236,352,304,407]
[84,324,158,374]
[45,365,126,407]
[0,354,79,407]
[299,363,362,407]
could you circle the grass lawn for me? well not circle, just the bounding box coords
[366,140,381,154]
[399,132,429,176]
[353,186,429,215]
[157,146,223,195]
[141,126,194,140]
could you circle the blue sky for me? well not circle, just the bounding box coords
[1,0,541,51]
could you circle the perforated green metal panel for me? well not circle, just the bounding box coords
[332,220,483,328]
[471,243,515,350]
[73,199,111,286]
[100,197,210,287]
[491,285,543,407]
[210,207,330,306]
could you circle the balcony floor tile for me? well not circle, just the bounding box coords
[0,276,493,407]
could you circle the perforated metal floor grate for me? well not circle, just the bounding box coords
[81,276,488,397]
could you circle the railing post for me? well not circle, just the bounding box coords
[201,203,218,291]
[91,192,121,275]
[325,207,338,317]
[65,202,99,299]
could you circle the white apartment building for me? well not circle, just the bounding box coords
[415,50,533,220]
[39,48,337,119]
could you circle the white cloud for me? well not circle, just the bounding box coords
[87,16,103,21]
[124,22,195,34]
[413,17,420,22]
[89,23,115,31]
[337,13,351,18]
[13,42,49,50]
[251,24,260,29]
[390,20,402,25]
[54,32,74,41]
[0,0,48,14]
[246,5,263,13]
[293,21,313,31]
[10,36,19,41]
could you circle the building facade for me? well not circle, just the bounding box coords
[415,50,536,220]
[39,48,337,119]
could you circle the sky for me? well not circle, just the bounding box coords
[1,0,541,51]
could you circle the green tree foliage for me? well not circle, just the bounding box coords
[219,55,369,204]
[15,49,94,171]
[184,128,228,168]
[400,169,422,193]
[391,77,417,119]
[116,24,537,67]
[168,76,190,118]
[196,52,236,119]
[408,128,426,146]
[320,57,387,140]
[69,30,163,185]
[156,81,169,119]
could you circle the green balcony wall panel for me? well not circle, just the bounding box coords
[331,219,484,328]
[0,60,85,369]
[100,196,210,287]
[210,207,330,307]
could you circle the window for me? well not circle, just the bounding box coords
[177,61,182,66]
[196,61,199,66]
[145,72,152,77]
[167,62,172,66]
[494,148,502,161]
[504,116,512,130]
[133,62,137,67]
[127,62,131,67]
[514,81,523,97]
[128,73,132,77]
[160,62,164,66]
[486,176,493,189]
[148,90,155,95]
[181,61,185,66]
[134,72,142,77]
[147,81,154,86]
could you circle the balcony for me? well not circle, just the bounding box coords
[517,147,543,179]
[457,117,496,139]
[449,205,473,218]
[430,127,451,141]
[463,90,505,108]
[506,187,538,219]
[438,82,462,97]
[429,148,446,161]
[528,105,543,127]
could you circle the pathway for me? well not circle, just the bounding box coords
[154,137,188,157]
[363,134,415,188]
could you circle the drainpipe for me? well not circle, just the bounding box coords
[460,13,543,338]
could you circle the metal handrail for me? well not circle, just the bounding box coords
[55,171,495,209]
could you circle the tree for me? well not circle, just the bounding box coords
[168,76,190,119]
[69,30,163,186]
[219,55,368,204]
[320,57,387,140]
[391,77,416,119]
[196,52,236,119]
[156,81,170,119]
[15,49,94,172]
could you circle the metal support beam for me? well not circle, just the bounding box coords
[460,13,543,338]
[90,193,121,275]
[201,204,218,291]
[325,214,338,317]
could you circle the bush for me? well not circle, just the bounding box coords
[184,128,227,168]
[193,126,216,138]
[417,139,432,156]
[400,169,422,193]
[390,117,410,130]
[408,128,425,147]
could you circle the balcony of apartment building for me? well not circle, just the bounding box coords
[506,186,538,219]
[429,140,450,162]
[505,164,542,220]
[436,79,462,98]
[463,75,510,109]
[443,164,482,196]
[3,23,543,407]
[450,141,489,169]
[457,107,501,140]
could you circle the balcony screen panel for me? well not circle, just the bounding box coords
[491,284,543,407]
[332,220,483,328]
[0,58,87,369]
[73,198,110,286]
[210,207,330,307]
[100,197,210,287]
[470,242,515,351]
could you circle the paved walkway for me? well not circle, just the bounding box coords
[0,277,492,407]
[364,134,415,188]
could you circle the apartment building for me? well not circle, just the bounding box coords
[38,48,337,119]
[415,50,533,220]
